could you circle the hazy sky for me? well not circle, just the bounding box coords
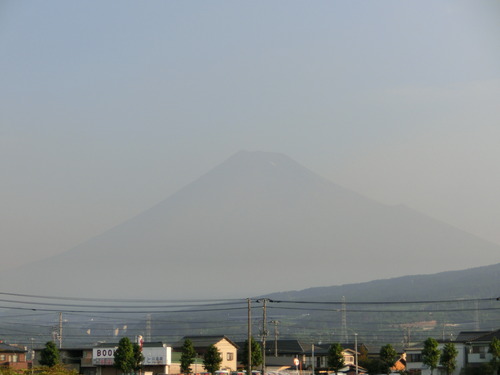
[1,1,499,272]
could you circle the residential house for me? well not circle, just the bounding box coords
[0,342,29,370]
[305,343,367,374]
[237,339,368,374]
[405,328,500,375]
[173,335,239,373]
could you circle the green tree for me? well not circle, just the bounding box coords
[203,345,222,374]
[440,342,458,375]
[490,337,500,375]
[39,341,60,367]
[422,337,440,375]
[358,345,369,363]
[180,339,197,374]
[379,344,398,375]
[114,337,136,374]
[360,357,383,375]
[132,343,144,373]
[327,343,345,374]
[240,337,262,372]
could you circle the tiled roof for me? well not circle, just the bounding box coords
[175,336,238,351]
[264,340,305,355]
[0,343,26,353]
[455,330,496,342]
[467,329,500,343]
[310,342,368,355]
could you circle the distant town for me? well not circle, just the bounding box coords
[1,322,499,375]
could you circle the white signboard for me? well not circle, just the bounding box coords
[93,347,117,366]
[142,347,171,365]
[92,345,171,366]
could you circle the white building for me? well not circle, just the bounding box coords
[405,329,500,375]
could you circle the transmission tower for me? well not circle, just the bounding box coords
[146,314,152,342]
[341,296,348,343]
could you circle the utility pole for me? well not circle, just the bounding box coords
[270,320,280,357]
[311,344,315,375]
[247,298,252,375]
[261,299,268,374]
[354,332,358,375]
[403,326,411,348]
[30,337,34,373]
[58,312,63,348]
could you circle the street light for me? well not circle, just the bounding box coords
[346,329,359,375]
[354,333,358,375]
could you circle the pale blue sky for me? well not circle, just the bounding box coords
[1,1,500,270]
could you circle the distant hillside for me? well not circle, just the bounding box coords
[257,263,500,346]
[264,262,500,302]
[1,151,499,299]
[0,263,497,348]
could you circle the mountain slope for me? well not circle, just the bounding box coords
[265,262,500,302]
[3,151,499,298]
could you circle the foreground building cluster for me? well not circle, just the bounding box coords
[405,329,500,374]
[0,329,499,375]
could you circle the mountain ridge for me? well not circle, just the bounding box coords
[263,261,500,301]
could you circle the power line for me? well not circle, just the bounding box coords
[0,305,249,314]
[0,291,243,303]
[267,297,499,305]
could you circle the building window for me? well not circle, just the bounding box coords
[227,353,234,361]
[0,355,5,361]
[407,353,422,362]
[472,346,487,358]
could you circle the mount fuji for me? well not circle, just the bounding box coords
[3,151,499,299]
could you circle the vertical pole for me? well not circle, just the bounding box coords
[355,333,358,375]
[248,298,252,375]
[271,320,279,357]
[311,344,315,375]
[262,299,267,375]
[30,337,34,374]
[59,312,63,348]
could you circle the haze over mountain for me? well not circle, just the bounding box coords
[3,151,499,299]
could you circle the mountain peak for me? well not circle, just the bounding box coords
[1,152,499,299]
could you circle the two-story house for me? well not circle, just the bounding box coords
[405,328,500,375]
[0,342,29,370]
[174,335,239,373]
